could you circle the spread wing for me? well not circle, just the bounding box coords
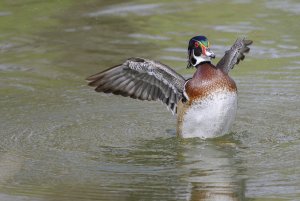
[216,38,253,73]
[86,57,186,114]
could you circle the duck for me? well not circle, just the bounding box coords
[86,35,252,138]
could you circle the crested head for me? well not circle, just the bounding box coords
[187,35,215,68]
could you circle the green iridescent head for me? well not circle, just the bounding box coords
[187,35,215,68]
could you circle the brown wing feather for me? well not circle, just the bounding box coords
[216,38,253,73]
[86,57,186,114]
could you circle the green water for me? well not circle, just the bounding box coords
[0,0,299,200]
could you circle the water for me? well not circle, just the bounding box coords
[0,0,300,200]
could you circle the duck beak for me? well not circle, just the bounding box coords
[205,48,215,59]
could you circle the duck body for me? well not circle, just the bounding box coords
[177,62,237,138]
[86,36,252,139]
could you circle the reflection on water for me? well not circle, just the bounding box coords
[0,0,300,200]
[182,140,246,201]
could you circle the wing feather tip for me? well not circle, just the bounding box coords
[243,39,253,46]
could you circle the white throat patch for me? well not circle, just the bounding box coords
[192,49,211,66]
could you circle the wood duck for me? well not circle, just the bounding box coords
[86,36,252,138]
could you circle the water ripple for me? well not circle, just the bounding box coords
[85,3,162,17]
[209,22,264,33]
[266,0,300,14]
[128,33,170,41]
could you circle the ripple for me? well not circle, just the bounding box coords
[63,26,92,33]
[0,193,42,201]
[250,45,300,58]
[0,64,30,72]
[85,3,162,17]
[261,40,275,45]
[0,11,11,17]
[64,28,76,33]
[159,56,186,62]
[292,61,300,65]
[231,0,253,3]
[163,47,185,53]
[128,33,170,41]
[209,22,263,33]
[266,0,300,14]
[277,44,298,50]
[0,43,16,51]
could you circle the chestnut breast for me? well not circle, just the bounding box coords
[185,62,237,102]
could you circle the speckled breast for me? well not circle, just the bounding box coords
[177,90,237,138]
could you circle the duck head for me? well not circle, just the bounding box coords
[187,35,215,68]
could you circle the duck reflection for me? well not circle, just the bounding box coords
[98,135,246,201]
[181,138,246,201]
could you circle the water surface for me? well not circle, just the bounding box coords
[0,0,300,200]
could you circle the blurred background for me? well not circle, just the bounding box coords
[0,0,299,200]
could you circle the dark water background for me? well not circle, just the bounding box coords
[0,1,299,200]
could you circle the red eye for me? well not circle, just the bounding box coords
[194,42,199,47]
